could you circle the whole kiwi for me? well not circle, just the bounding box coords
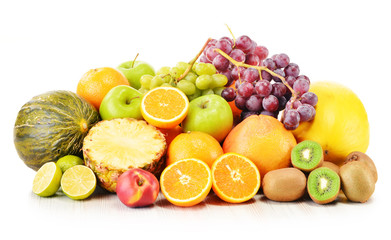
[345,151,377,182]
[262,168,307,202]
[340,161,375,203]
[318,161,340,175]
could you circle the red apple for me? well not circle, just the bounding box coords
[116,168,160,207]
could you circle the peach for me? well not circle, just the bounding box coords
[116,168,159,207]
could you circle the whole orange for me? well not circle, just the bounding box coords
[223,115,296,177]
[167,131,224,168]
[157,125,183,146]
[76,67,129,110]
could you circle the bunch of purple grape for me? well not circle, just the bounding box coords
[199,35,318,130]
[200,35,268,86]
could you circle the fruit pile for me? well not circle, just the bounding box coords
[14,30,375,208]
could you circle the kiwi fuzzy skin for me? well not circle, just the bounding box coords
[340,161,375,203]
[345,151,377,183]
[262,168,307,202]
[319,161,340,175]
[308,192,338,204]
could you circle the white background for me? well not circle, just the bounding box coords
[1,0,390,239]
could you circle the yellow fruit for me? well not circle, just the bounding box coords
[83,118,167,192]
[292,81,369,165]
[32,162,62,197]
[61,165,97,200]
[56,155,84,173]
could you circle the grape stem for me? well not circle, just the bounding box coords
[225,24,236,48]
[214,48,298,102]
[177,38,212,81]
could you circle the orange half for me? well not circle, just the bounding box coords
[141,87,189,129]
[160,158,212,207]
[211,152,261,203]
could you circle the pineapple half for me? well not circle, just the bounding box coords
[83,118,167,192]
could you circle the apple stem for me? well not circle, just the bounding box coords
[137,178,144,186]
[131,53,139,69]
[214,48,298,102]
[126,96,140,105]
[177,38,213,81]
[199,100,209,109]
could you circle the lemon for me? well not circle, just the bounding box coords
[61,165,96,200]
[56,155,84,173]
[32,162,62,197]
[293,81,369,165]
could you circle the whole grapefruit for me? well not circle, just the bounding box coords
[223,115,297,177]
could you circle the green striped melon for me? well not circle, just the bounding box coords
[14,90,100,171]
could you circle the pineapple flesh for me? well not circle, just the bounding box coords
[83,118,166,192]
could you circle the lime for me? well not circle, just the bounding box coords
[61,165,96,200]
[32,162,62,197]
[56,155,84,173]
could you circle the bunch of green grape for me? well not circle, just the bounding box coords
[139,62,228,101]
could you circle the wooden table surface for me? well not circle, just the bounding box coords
[3,164,387,239]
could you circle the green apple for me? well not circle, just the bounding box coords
[182,94,233,142]
[99,85,143,120]
[117,60,155,89]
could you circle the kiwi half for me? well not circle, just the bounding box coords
[307,167,340,204]
[291,140,324,172]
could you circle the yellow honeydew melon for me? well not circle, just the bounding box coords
[292,81,369,166]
